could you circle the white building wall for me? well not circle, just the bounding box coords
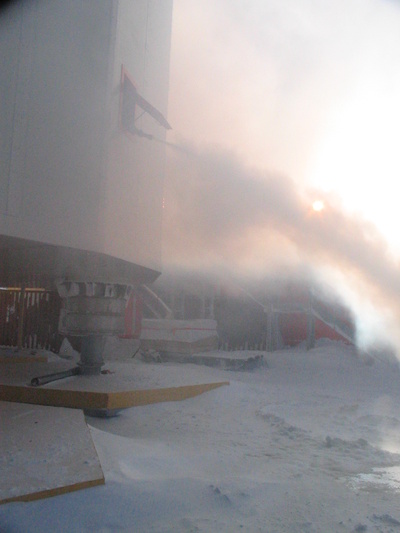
[104,0,173,271]
[0,1,173,286]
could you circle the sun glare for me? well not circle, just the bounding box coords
[308,84,400,254]
[312,200,324,212]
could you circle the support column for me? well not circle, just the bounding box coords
[78,335,106,375]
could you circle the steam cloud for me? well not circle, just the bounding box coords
[163,142,400,352]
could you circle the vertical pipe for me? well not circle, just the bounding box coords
[17,286,25,350]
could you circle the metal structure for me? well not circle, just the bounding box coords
[0,1,173,372]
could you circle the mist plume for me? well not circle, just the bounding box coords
[163,142,400,351]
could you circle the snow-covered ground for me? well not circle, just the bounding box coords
[3,340,400,532]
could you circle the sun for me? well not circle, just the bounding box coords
[312,200,325,212]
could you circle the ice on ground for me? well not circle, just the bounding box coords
[3,340,400,532]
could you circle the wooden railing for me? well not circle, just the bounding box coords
[0,288,62,353]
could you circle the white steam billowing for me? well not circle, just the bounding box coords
[165,0,400,354]
[163,142,400,353]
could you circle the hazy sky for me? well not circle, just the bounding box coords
[168,0,400,233]
[164,0,400,349]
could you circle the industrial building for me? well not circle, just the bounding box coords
[0,1,173,372]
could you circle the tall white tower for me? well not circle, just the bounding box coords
[0,1,173,371]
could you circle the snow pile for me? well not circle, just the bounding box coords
[2,340,400,532]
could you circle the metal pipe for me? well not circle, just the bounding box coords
[30,366,81,386]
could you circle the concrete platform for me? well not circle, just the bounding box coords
[1,401,104,504]
[0,358,229,412]
[0,381,229,412]
[0,355,229,503]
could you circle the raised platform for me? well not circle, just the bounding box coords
[0,381,228,411]
[1,353,229,504]
[1,401,104,504]
[140,318,219,354]
[0,358,229,412]
[141,349,265,371]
